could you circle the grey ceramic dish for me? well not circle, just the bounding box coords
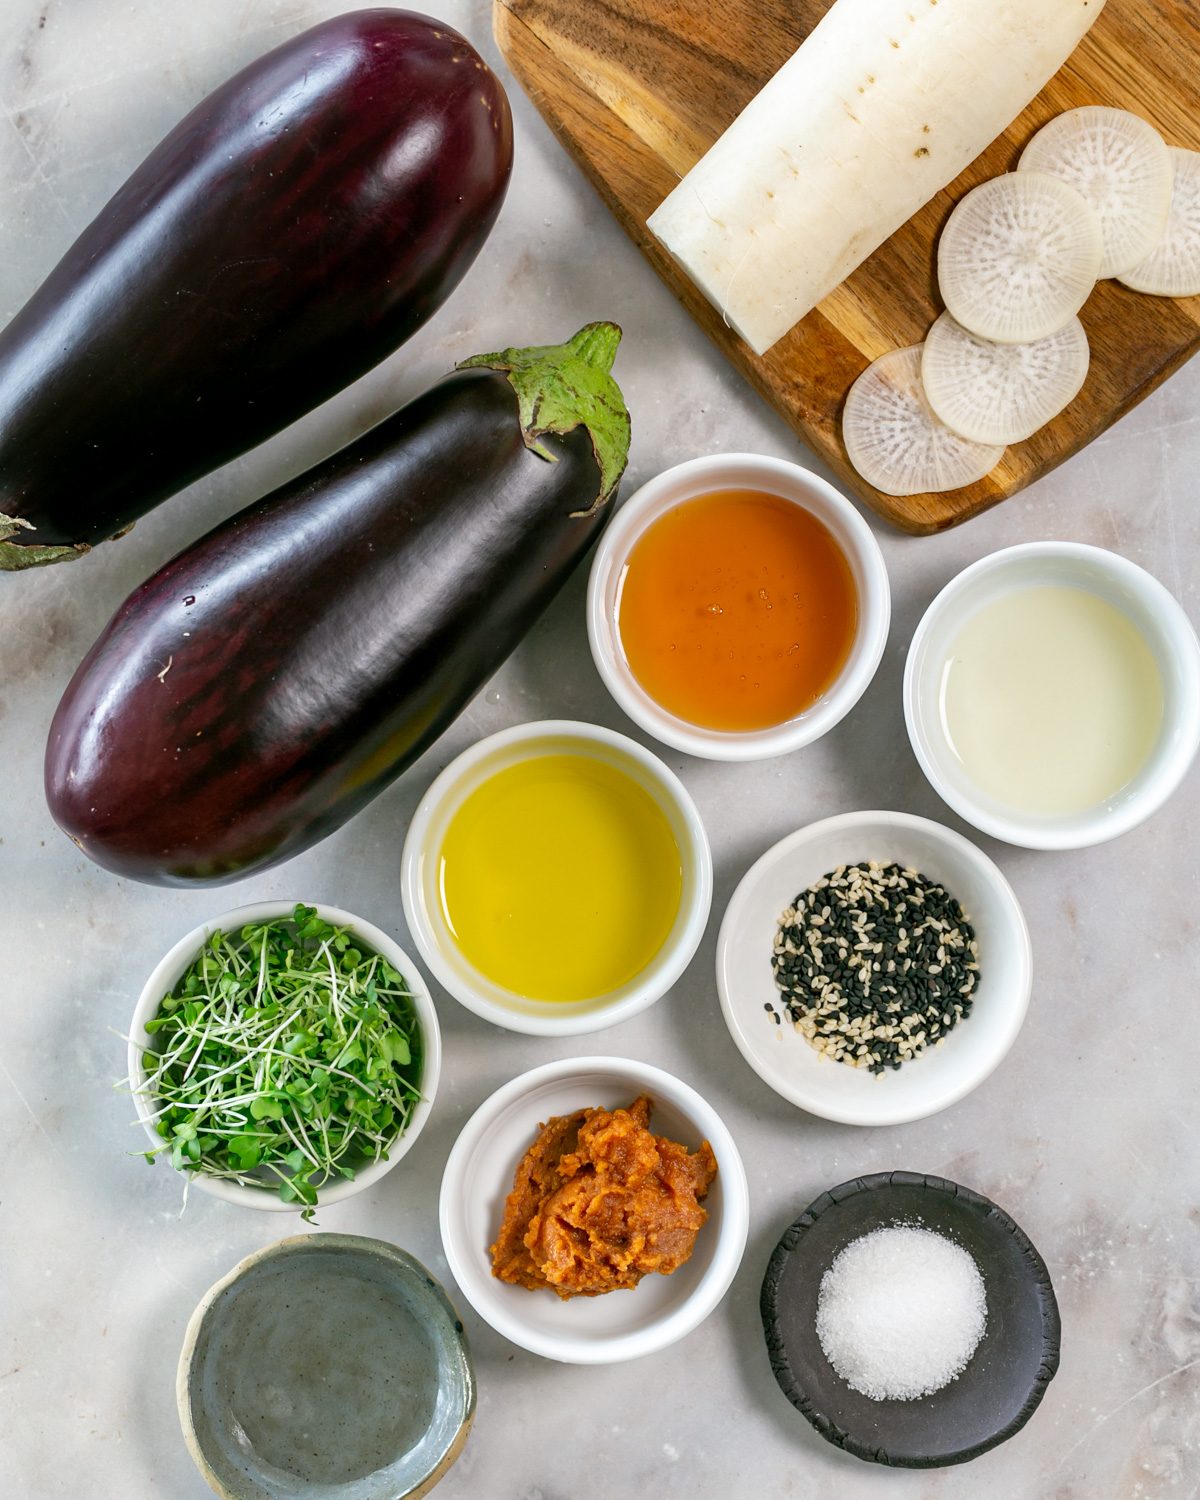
[178,1234,475,1499]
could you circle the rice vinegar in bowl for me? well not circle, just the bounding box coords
[905,543,1200,849]
[938,585,1163,816]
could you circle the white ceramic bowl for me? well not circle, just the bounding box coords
[587,453,890,760]
[128,902,441,1211]
[400,720,713,1036]
[439,1056,749,1364]
[904,541,1200,850]
[715,811,1031,1126]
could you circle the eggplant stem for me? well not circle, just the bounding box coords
[457,321,631,511]
[566,321,621,377]
[0,512,88,571]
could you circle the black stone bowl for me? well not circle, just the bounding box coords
[760,1171,1060,1467]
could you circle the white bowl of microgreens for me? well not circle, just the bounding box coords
[127,902,440,1212]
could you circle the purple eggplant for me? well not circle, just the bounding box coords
[0,9,512,571]
[45,323,630,885]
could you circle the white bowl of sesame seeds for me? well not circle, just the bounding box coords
[715,811,1031,1126]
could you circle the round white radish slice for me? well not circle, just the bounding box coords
[937,172,1102,343]
[1118,148,1200,298]
[921,312,1090,445]
[1018,107,1172,278]
[842,345,1004,497]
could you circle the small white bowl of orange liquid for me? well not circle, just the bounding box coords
[400,721,712,1035]
[587,454,890,761]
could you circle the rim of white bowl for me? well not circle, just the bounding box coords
[903,541,1200,850]
[127,901,441,1211]
[586,453,891,761]
[438,1056,750,1363]
[400,720,713,1036]
[715,810,1032,1125]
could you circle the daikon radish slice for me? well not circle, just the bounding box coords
[921,313,1090,445]
[937,173,1102,343]
[1118,149,1200,297]
[646,0,1107,357]
[1018,107,1172,278]
[843,345,1004,496]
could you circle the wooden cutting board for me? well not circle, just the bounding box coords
[494,0,1200,534]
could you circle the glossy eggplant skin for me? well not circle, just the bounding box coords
[0,9,511,562]
[45,370,610,885]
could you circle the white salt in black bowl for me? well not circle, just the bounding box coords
[760,1172,1060,1467]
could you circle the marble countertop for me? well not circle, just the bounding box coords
[2,3,1197,1497]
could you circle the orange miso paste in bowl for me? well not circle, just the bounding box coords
[614,489,858,731]
[437,754,682,1001]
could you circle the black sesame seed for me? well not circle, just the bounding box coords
[767,860,981,1075]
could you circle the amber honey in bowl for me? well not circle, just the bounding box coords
[614,489,858,732]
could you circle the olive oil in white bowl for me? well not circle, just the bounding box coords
[905,543,1200,849]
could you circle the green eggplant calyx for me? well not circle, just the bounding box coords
[458,322,631,512]
[0,512,89,571]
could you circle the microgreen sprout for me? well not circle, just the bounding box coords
[132,904,422,1210]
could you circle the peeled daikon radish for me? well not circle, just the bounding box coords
[937,173,1102,343]
[843,345,1004,496]
[1118,149,1200,297]
[1018,107,1172,278]
[921,313,1090,445]
[646,0,1106,357]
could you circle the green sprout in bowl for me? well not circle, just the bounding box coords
[133,905,423,1212]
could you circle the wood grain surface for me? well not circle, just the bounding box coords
[494,0,1200,533]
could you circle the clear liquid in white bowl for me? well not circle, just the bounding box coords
[938,583,1163,816]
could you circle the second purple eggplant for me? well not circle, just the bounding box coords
[45,323,630,885]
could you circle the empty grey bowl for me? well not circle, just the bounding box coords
[178,1234,475,1499]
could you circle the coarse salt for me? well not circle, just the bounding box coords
[815,1224,987,1401]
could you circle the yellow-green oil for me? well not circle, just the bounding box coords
[437,754,683,1002]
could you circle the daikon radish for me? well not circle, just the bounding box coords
[921,313,1090,444]
[842,346,1004,496]
[647,0,1106,357]
[1018,107,1172,278]
[1119,149,1200,298]
[937,173,1101,342]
